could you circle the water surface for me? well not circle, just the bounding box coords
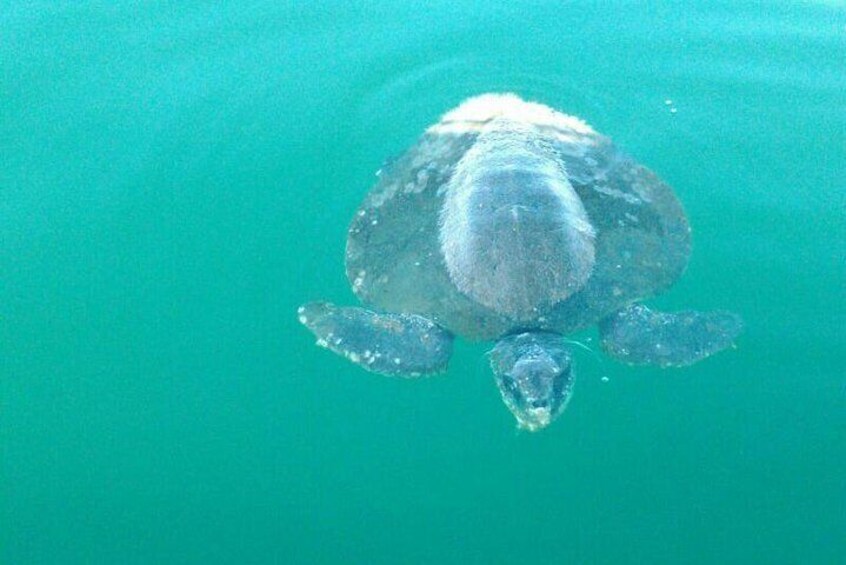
[2,2,844,563]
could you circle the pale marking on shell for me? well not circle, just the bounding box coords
[352,270,366,293]
[594,184,641,204]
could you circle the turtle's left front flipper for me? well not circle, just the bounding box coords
[599,304,743,367]
[298,302,453,377]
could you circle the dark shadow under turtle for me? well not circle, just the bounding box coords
[299,93,742,431]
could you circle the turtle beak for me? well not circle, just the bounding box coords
[518,405,554,431]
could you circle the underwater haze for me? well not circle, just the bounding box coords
[2,2,845,564]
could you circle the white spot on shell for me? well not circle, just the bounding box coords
[393,357,401,365]
[411,170,430,193]
[348,352,361,363]
[352,270,366,292]
[316,338,328,348]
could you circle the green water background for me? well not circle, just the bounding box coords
[2,2,844,563]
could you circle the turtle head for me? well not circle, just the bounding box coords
[488,332,575,431]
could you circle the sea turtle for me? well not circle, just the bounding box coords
[298,93,742,431]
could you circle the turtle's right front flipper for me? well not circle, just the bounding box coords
[297,302,453,377]
[599,303,743,368]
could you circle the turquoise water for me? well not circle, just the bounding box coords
[2,2,844,563]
